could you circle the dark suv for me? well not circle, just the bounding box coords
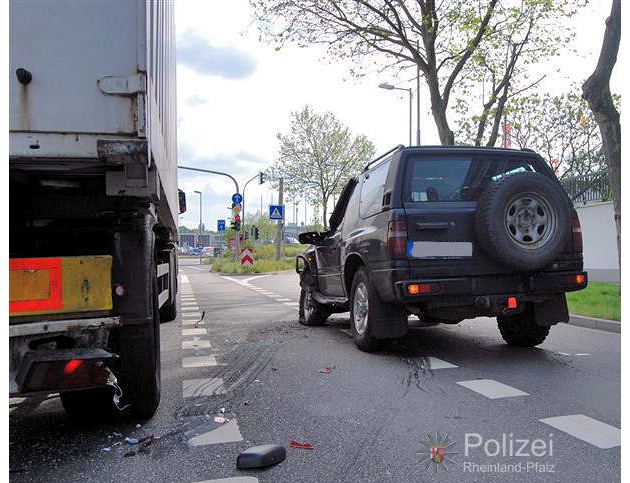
[296,145,587,351]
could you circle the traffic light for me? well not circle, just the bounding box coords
[253,226,259,240]
[259,172,266,184]
[234,221,241,231]
[230,221,237,231]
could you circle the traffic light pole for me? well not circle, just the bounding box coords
[242,173,261,240]
[178,166,241,258]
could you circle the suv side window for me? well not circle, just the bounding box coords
[359,160,390,218]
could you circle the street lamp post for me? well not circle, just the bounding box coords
[379,82,412,146]
[194,190,202,265]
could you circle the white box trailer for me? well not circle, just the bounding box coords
[9,0,182,420]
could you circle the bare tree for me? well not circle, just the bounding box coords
[251,0,582,146]
[581,0,621,277]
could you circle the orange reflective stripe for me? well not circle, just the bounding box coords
[9,258,63,313]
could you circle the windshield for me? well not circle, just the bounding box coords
[405,156,538,202]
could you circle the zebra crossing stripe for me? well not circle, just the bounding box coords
[540,415,621,449]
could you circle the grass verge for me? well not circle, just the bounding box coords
[566,281,621,321]
[209,244,306,274]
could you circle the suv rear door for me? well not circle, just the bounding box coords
[402,151,545,277]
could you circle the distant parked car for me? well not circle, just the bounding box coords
[202,247,214,257]
[283,237,300,245]
[188,247,202,256]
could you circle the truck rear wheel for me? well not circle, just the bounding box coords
[120,275,161,419]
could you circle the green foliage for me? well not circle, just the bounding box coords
[504,90,607,179]
[566,282,620,321]
[209,243,308,273]
[269,105,375,228]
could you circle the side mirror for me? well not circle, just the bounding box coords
[178,189,187,214]
[298,231,323,246]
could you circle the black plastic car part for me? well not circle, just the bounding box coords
[236,444,286,469]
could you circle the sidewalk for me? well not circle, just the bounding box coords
[567,314,621,333]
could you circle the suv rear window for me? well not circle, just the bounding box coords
[405,156,539,202]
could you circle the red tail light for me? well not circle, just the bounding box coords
[388,221,408,258]
[571,217,583,253]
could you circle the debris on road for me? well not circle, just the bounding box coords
[318,366,336,374]
[289,440,314,450]
[236,444,286,469]
[214,416,230,424]
[125,437,139,445]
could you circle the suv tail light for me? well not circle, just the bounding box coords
[570,217,583,253]
[388,220,408,258]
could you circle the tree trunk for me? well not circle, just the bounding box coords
[426,77,455,145]
[581,0,621,283]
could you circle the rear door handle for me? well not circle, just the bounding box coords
[415,222,451,230]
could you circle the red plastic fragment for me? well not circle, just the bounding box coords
[289,440,314,450]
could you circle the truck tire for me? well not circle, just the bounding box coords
[475,172,571,271]
[298,288,330,326]
[497,306,550,347]
[124,275,161,419]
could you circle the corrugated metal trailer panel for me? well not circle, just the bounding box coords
[9,0,177,226]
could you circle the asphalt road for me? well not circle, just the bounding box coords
[9,258,621,482]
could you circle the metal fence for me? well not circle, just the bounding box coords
[560,171,611,204]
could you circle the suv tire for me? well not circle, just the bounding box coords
[298,287,330,326]
[475,172,571,271]
[497,306,550,347]
[350,268,380,352]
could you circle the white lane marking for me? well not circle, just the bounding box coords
[181,306,202,312]
[183,355,220,368]
[183,339,212,350]
[221,276,249,287]
[180,296,196,300]
[194,478,259,483]
[180,275,190,284]
[540,415,621,449]
[284,302,300,307]
[181,312,203,318]
[183,328,207,336]
[456,379,529,399]
[242,275,271,284]
[427,357,458,370]
[188,419,243,446]
[274,298,292,302]
[183,378,227,397]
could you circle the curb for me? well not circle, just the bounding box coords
[567,314,621,333]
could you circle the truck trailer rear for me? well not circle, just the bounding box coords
[9,0,181,420]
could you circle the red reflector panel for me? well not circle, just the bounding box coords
[575,274,586,285]
[507,297,518,309]
[9,258,63,313]
[408,283,440,295]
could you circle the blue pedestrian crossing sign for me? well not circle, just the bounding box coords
[217,219,226,232]
[269,204,284,221]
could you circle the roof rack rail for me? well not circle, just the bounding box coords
[363,144,405,171]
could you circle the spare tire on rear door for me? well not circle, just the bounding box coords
[475,172,571,271]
